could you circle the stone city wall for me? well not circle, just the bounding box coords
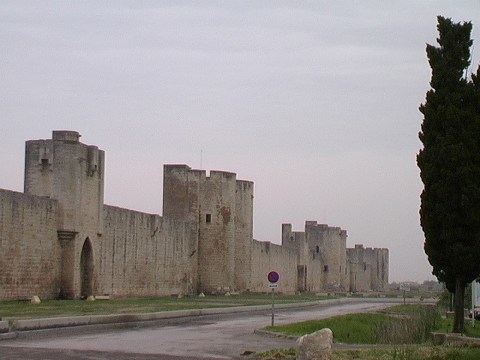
[250,240,299,293]
[0,131,389,300]
[98,205,198,297]
[0,189,61,300]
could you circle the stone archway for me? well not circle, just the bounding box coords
[80,238,94,298]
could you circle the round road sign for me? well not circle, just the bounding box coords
[268,271,280,283]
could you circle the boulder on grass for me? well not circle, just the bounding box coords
[30,296,41,304]
[296,328,333,360]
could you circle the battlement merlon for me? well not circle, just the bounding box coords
[52,130,81,142]
[236,179,254,187]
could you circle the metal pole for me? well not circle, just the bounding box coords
[271,287,275,327]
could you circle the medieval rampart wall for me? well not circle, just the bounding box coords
[0,189,61,300]
[98,205,198,297]
[250,240,298,293]
[0,132,389,300]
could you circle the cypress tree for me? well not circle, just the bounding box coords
[418,16,480,333]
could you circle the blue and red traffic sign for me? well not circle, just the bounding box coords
[267,271,280,283]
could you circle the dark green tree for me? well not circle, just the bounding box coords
[418,16,480,333]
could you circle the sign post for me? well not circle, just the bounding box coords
[267,271,280,327]
[400,283,410,305]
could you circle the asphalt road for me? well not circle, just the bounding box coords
[0,300,400,359]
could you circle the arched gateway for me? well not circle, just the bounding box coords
[80,238,94,298]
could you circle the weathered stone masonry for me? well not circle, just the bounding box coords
[0,131,388,300]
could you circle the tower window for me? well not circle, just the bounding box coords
[324,265,329,272]
[206,214,212,223]
[316,245,320,254]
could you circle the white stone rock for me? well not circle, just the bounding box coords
[198,292,205,297]
[296,328,333,360]
[30,296,41,304]
[86,295,95,301]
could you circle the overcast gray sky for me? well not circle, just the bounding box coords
[1,1,479,283]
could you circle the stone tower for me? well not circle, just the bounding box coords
[24,131,105,298]
[163,165,254,293]
[234,180,254,291]
[305,221,348,291]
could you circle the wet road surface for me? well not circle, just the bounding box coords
[0,300,397,359]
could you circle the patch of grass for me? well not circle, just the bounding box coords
[375,305,441,344]
[0,294,327,321]
[255,347,296,359]
[256,346,480,360]
[332,346,480,360]
[435,316,480,338]
[266,305,441,345]
[266,313,392,343]
[387,304,434,314]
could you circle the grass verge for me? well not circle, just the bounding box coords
[0,294,326,321]
[257,346,480,360]
[266,313,391,343]
[332,346,480,360]
[266,304,441,344]
[258,305,480,359]
[435,316,480,337]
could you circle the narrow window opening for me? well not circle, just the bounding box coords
[324,265,328,272]
[316,245,320,254]
[206,214,211,223]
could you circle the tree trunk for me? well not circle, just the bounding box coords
[453,277,465,333]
